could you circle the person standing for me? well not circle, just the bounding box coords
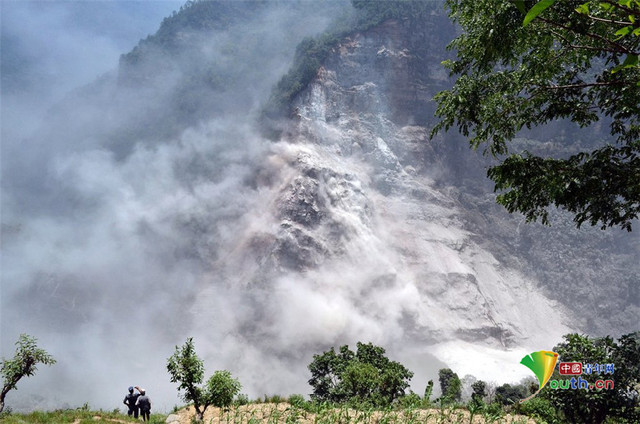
[123,386,140,418]
[135,386,151,422]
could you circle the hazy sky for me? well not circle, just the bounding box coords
[1,0,184,133]
[0,0,355,412]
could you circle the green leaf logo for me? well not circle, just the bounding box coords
[519,350,558,402]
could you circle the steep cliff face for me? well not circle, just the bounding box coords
[281,18,574,343]
[192,15,639,389]
[191,17,571,389]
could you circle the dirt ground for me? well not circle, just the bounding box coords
[167,403,538,424]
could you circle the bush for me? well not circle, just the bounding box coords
[494,383,528,406]
[518,396,562,424]
[287,394,307,408]
[206,370,241,408]
[234,393,250,406]
[308,342,414,407]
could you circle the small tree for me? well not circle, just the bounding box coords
[167,338,241,421]
[438,368,461,404]
[471,380,486,405]
[206,370,241,409]
[1,334,56,413]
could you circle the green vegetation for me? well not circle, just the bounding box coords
[307,342,414,407]
[541,332,640,424]
[3,334,638,423]
[437,368,462,404]
[167,337,242,421]
[0,408,167,424]
[433,0,640,231]
[121,0,267,66]
[1,334,56,413]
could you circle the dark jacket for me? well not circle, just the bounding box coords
[124,392,140,409]
[136,394,151,411]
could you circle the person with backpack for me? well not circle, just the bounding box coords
[123,386,140,418]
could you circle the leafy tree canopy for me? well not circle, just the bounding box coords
[1,334,56,413]
[308,342,414,407]
[542,332,640,423]
[437,368,462,404]
[433,0,640,230]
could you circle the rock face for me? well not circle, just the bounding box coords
[194,15,639,386]
[258,18,573,346]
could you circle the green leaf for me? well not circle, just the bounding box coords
[514,0,527,14]
[634,26,640,36]
[612,54,639,72]
[523,0,557,26]
[614,26,632,39]
[599,2,613,11]
[576,2,590,14]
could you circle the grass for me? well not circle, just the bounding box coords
[0,408,167,424]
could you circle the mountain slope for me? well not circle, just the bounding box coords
[1,0,638,411]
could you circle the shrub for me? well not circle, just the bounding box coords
[287,394,306,408]
[308,342,414,407]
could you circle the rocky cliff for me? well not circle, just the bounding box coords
[190,14,639,392]
[2,1,638,410]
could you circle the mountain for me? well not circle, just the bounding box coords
[1,0,638,411]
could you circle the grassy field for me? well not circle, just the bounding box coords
[0,408,167,424]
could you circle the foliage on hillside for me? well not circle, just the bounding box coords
[120,0,267,67]
[308,342,414,407]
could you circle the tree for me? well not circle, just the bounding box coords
[495,383,528,406]
[433,0,640,231]
[541,332,640,424]
[167,338,241,421]
[1,334,56,413]
[308,342,414,406]
[471,380,487,404]
[438,368,461,403]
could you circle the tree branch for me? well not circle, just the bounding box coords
[585,14,633,26]
[539,17,638,56]
[540,81,627,90]
[550,29,624,54]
